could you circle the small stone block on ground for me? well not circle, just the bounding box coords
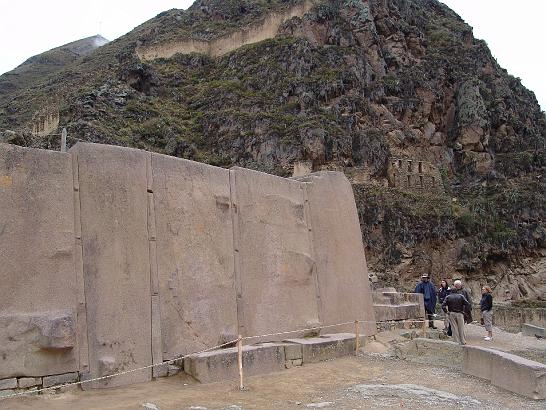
[152,363,169,379]
[284,333,359,364]
[522,323,545,338]
[167,364,181,376]
[18,377,41,388]
[42,372,79,388]
[0,378,17,390]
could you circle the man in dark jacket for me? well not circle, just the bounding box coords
[453,280,473,324]
[415,274,437,329]
[442,292,470,344]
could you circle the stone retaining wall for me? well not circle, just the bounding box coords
[472,305,546,333]
[0,142,375,391]
[136,1,316,60]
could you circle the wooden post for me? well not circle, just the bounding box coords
[61,128,67,152]
[237,335,244,390]
[354,320,360,355]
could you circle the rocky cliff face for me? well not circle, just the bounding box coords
[0,0,544,301]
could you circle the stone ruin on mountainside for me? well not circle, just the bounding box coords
[30,107,59,136]
[388,157,444,193]
[0,142,376,390]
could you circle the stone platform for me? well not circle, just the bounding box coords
[373,291,425,332]
[184,333,364,383]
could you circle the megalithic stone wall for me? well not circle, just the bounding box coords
[0,142,376,388]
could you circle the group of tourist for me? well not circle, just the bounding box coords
[415,274,494,345]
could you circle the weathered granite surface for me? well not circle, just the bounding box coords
[231,167,320,340]
[152,153,238,358]
[73,143,152,387]
[301,172,376,335]
[0,144,78,378]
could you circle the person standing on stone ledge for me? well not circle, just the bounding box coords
[441,291,470,345]
[480,286,494,341]
[415,274,437,329]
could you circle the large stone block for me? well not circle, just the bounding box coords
[284,333,360,364]
[300,172,376,335]
[151,154,238,359]
[374,303,424,322]
[0,144,78,378]
[491,351,546,400]
[231,167,320,340]
[72,143,152,387]
[184,343,286,383]
[463,345,546,400]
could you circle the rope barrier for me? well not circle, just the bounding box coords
[0,316,442,401]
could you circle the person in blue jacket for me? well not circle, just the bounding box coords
[415,274,437,329]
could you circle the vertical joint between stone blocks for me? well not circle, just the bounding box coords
[146,153,162,377]
[302,182,323,326]
[229,169,244,336]
[71,150,89,373]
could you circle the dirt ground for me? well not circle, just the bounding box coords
[3,323,545,410]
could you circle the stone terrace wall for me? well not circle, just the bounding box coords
[0,142,375,389]
[136,1,316,60]
[387,157,443,193]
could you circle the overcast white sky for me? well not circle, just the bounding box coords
[0,1,544,109]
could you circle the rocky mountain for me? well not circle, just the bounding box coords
[0,0,544,301]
